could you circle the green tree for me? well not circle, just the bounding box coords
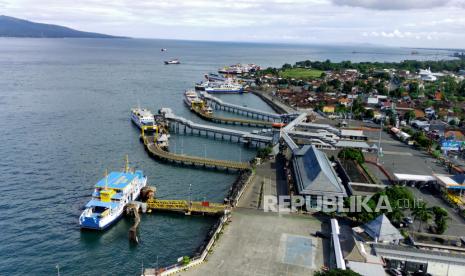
[364,109,374,119]
[432,206,449,234]
[257,146,273,159]
[412,202,433,232]
[338,148,365,164]
[282,63,292,70]
[404,110,416,122]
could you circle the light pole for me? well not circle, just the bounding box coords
[377,119,383,164]
[188,183,192,210]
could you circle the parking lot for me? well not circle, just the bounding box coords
[364,130,450,176]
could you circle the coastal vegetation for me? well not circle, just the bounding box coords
[294,58,465,74]
[278,67,323,80]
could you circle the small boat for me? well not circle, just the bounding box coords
[164,59,180,65]
[161,48,167,52]
[156,133,170,149]
[131,108,155,129]
[79,156,148,230]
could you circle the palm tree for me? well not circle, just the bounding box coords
[411,202,433,232]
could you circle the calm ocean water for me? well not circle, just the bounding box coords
[0,38,453,275]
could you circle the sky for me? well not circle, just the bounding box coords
[1,0,465,48]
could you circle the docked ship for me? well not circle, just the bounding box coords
[218,64,260,74]
[195,80,210,91]
[131,108,155,129]
[205,73,227,82]
[164,59,180,64]
[184,89,203,108]
[79,157,147,230]
[204,82,244,94]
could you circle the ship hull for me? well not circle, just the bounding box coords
[79,176,147,231]
[204,89,243,94]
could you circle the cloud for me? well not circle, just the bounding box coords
[1,0,465,47]
[362,29,440,40]
[331,0,452,10]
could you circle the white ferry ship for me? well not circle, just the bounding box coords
[204,82,243,94]
[131,108,155,129]
[79,157,147,230]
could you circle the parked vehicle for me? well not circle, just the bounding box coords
[403,217,414,224]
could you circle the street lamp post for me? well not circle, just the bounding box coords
[377,119,383,164]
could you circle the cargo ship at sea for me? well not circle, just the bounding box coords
[79,157,147,230]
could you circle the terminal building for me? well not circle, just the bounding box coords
[291,145,347,209]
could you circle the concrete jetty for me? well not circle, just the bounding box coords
[142,135,250,170]
[160,108,274,147]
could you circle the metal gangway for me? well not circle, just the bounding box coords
[146,198,228,215]
[200,91,299,122]
[160,108,273,146]
[192,105,274,127]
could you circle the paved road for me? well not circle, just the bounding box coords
[238,157,288,209]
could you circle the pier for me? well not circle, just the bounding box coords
[160,108,274,147]
[191,105,274,127]
[200,91,299,122]
[146,198,228,215]
[142,135,250,170]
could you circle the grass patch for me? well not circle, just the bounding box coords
[279,68,323,80]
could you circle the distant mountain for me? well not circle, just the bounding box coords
[0,15,126,38]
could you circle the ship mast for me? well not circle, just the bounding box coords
[124,155,129,173]
[105,169,108,189]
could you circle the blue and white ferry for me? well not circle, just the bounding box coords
[79,157,147,230]
[204,82,243,94]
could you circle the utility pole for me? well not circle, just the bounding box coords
[377,119,383,164]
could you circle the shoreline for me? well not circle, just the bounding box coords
[249,89,296,114]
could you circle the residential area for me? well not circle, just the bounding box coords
[244,58,465,276]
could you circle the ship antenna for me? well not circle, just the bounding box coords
[125,155,129,173]
[105,169,108,189]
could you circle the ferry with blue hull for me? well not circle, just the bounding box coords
[79,157,147,230]
[204,82,244,94]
